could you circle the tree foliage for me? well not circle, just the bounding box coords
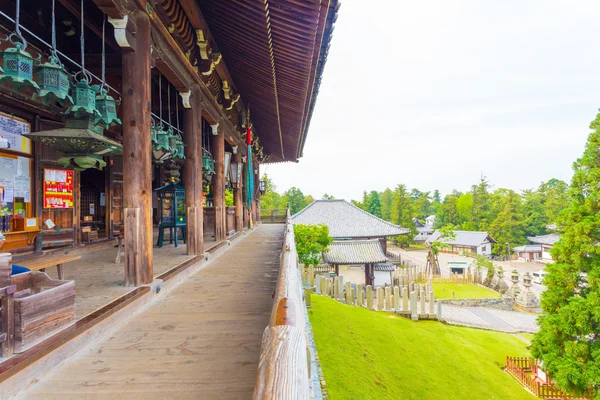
[293,224,333,267]
[531,112,600,398]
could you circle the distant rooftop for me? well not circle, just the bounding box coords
[528,234,560,246]
[425,230,497,247]
[292,200,409,238]
[322,240,388,265]
[514,244,543,252]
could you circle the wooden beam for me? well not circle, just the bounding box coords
[122,11,153,286]
[58,0,121,52]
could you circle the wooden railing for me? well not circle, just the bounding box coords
[260,208,288,224]
[505,357,593,399]
[253,210,312,399]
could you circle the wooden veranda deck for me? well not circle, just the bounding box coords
[17,224,284,399]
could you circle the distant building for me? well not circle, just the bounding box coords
[425,230,497,256]
[293,200,410,286]
[413,215,435,244]
[513,244,543,262]
[293,199,409,253]
[526,234,560,262]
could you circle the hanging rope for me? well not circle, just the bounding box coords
[75,0,91,83]
[50,0,57,57]
[10,0,27,48]
[158,74,163,128]
[101,15,106,91]
[175,89,180,138]
[167,82,171,127]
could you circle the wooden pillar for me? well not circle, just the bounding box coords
[255,162,261,223]
[212,124,225,241]
[122,12,152,286]
[183,86,203,255]
[233,152,243,232]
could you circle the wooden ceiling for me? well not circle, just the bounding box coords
[197,0,337,162]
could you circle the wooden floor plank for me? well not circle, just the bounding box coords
[17,225,283,400]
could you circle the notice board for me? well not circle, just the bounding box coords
[0,112,31,154]
[43,169,74,208]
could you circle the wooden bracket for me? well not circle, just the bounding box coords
[210,122,220,136]
[108,15,137,51]
[179,91,192,109]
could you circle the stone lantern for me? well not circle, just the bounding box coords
[516,272,539,311]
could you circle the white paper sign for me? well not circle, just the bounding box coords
[2,158,15,170]
[3,187,13,203]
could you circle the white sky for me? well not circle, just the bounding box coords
[263,0,600,201]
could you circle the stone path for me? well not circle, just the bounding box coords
[441,305,539,333]
[17,224,284,400]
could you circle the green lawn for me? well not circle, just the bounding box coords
[432,282,502,299]
[309,296,535,400]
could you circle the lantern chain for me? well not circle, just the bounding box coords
[74,0,92,83]
[8,0,27,49]
[101,15,106,92]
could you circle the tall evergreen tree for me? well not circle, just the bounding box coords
[532,113,600,398]
[392,185,415,246]
[472,175,492,230]
[366,190,382,218]
[488,189,526,255]
[381,188,394,222]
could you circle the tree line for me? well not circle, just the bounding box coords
[259,174,315,214]
[353,177,570,254]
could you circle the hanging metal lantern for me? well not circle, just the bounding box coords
[65,79,101,120]
[152,125,172,163]
[174,138,185,160]
[94,88,122,128]
[167,130,178,153]
[35,55,73,105]
[0,41,40,93]
[58,155,107,171]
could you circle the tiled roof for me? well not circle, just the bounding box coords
[292,200,409,238]
[374,263,397,272]
[322,240,388,265]
[514,244,543,252]
[528,234,560,246]
[425,230,497,246]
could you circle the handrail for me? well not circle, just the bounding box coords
[253,209,312,399]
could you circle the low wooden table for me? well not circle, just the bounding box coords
[19,254,81,280]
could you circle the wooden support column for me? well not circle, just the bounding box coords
[122,12,152,286]
[254,160,261,223]
[184,86,203,255]
[233,152,243,232]
[212,124,226,241]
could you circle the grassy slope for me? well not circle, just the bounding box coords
[309,296,536,400]
[432,282,502,299]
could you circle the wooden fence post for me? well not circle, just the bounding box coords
[366,285,374,309]
[376,287,384,310]
[393,286,400,309]
[410,291,418,320]
[345,281,351,303]
[384,286,392,310]
[333,277,339,300]
[356,283,364,307]
[429,291,435,314]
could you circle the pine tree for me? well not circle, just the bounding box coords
[531,112,600,398]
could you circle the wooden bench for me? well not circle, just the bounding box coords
[19,255,81,280]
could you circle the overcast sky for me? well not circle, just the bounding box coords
[263,0,600,201]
